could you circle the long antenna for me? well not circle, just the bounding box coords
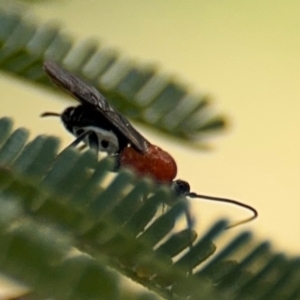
[188,192,258,229]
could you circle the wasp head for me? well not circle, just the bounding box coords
[171,180,191,196]
[61,106,76,129]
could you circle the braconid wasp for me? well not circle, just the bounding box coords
[41,60,257,233]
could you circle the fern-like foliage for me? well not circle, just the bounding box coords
[1,3,299,300]
[0,117,299,300]
[0,4,225,146]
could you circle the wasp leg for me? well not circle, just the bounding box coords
[88,132,99,153]
[78,144,88,151]
[66,130,92,149]
[184,207,195,276]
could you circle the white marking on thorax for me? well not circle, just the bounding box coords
[73,126,119,154]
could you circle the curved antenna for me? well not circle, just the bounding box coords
[40,112,61,118]
[188,192,258,229]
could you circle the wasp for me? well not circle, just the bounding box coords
[42,61,257,228]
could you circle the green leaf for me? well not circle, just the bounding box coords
[0,4,226,147]
[0,118,299,300]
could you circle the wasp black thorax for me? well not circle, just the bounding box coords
[61,105,129,154]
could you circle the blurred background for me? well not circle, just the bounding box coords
[0,0,299,260]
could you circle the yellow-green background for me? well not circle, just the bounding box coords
[1,0,299,279]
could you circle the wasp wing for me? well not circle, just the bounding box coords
[43,61,149,154]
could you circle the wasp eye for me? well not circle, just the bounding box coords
[101,140,109,148]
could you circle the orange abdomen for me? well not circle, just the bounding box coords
[119,145,177,183]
